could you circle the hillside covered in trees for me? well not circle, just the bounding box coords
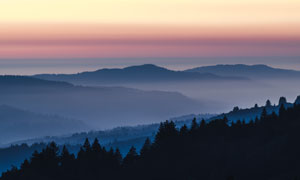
[2,102,300,180]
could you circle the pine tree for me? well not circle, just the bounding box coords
[114,148,123,165]
[179,125,188,136]
[279,104,286,119]
[154,120,178,145]
[108,147,114,158]
[266,100,272,107]
[223,116,229,124]
[77,147,85,160]
[190,118,198,132]
[83,138,91,153]
[261,108,267,120]
[60,145,75,179]
[242,120,246,126]
[278,97,287,106]
[92,138,102,153]
[254,116,259,125]
[140,138,151,157]
[60,145,75,166]
[200,119,206,128]
[235,120,242,128]
[123,146,139,167]
[294,96,300,105]
[20,159,30,170]
[233,106,239,112]
[46,142,59,158]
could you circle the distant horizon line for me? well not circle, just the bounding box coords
[0,62,300,76]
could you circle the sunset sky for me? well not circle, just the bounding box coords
[0,0,300,73]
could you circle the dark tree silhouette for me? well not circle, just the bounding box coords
[3,103,300,180]
[279,96,287,106]
[266,99,272,107]
[233,106,239,112]
[140,138,151,157]
[190,118,199,132]
[123,146,138,168]
[179,124,188,136]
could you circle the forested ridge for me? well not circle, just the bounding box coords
[2,103,300,180]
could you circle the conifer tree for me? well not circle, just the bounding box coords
[233,106,239,112]
[278,97,287,106]
[190,118,199,132]
[83,138,91,153]
[261,108,267,120]
[114,148,123,165]
[20,159,30,170]
[60,145,75,166]
[254,116,259,125]
[279,104,286,119]
[154,120,178,145]
[200,119,206,128]
[179,125,188,136]
[140,138,151,157]
[123,146,139,167]
[92,138,102,155]
[265,100,272,107]
[235,120,242,128]
[294,96,300,105]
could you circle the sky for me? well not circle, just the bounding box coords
[0,0,300,74]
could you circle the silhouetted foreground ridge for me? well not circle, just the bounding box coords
[2,104,300,180]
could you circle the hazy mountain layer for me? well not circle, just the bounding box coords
[33,64,247,86]
[0,75,202,130]
[9,114,214,147]
[33,64,300,114]
[0,105,88,144]
[186,64,300,79]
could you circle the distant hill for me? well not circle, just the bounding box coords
[10,114,214,147]
[33,64,247,86]
[2,96,299,175]
[0,114,214,174]
[0,75,203,129]
[3,100,300,179]
[210,96,299,123]
[0,105,88,144]
[185,64,300,79]
[0,75,72,87]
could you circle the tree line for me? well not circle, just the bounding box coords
[2,103,300,180]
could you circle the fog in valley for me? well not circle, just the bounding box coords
[1,64,300,145]
[113,79,300,113]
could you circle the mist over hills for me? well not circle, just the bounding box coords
[1,96,299,175]
[33,64,247,86]
[0,75,202,130]
[1,64,300,144]
[32,64,300,114]
[12,96,299,148]
[186,64,300,79]
[9,114,215,147]
[0,114,214,174]
[33,64,300,87]
[211,96,300,123]
[0,105,87,144]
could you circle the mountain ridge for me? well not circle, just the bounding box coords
[33,64,248,85]
[0,74,202,130]
[0,105,88,144]
[185,64,300,79]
